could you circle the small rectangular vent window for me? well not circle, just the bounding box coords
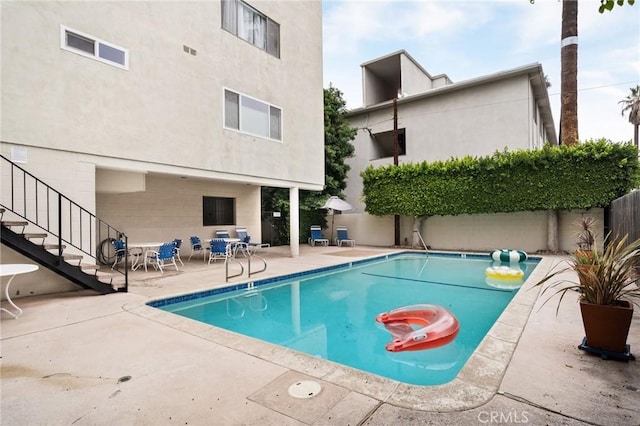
[67,32,94,55]
[61,25,128,70]
[183,45,197,56]
[99,43,125,65]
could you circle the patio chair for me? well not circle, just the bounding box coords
[208,238,233,264]
[215,229,231,238]
[111,239,127,270]
[216,229,248,256]
[309,225,329,246]
[110,239,142,270]
[336,226,356,247]
[188,236,206,262]
[145,241,179,274]
[235,227,270,253]
[173,238,184,266]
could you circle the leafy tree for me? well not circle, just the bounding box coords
[324,85,356,196]
[599,0,635,13]
[619,85,640,148]
[261,86,356,244]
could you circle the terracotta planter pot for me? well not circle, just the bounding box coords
[580,300,634,353]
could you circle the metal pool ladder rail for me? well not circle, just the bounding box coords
[413,229,429,252]
[248,252,267,277]
[224,251,267,282]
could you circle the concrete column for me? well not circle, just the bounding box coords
[289,187,299,257]
[547,210,559,253]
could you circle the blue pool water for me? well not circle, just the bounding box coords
[151,252,539,386]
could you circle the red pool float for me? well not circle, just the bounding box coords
[376,304,460,352]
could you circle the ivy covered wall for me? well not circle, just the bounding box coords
[361,140,640,217]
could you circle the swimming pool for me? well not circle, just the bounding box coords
[150,252,540,386]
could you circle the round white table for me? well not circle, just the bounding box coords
[0,263,39,319]
[128,242,165,271]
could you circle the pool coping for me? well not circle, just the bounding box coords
[123,251,555,412]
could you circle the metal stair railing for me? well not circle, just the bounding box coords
[0,154,128,291]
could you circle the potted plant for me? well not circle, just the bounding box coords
[574,216,597,262]
[535,234,640,359]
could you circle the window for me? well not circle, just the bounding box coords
[61,25,128,69]
[221,0,280,58]
[371,129,406,160]
[224,89,282,141]
[203,197,235,226]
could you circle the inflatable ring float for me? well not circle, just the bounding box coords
[485,265,524,280]
[485,266,525,289]
[375,304,459,352]
[490,249,527,263]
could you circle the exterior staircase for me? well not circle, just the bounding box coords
[1,213,123,293]
[0,213,125,294]
[1,154,128,294]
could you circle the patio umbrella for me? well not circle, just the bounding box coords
[321,196,353,244]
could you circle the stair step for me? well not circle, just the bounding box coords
[42,244,67,250]
[96,272,126,289]
[24,233,48,239]
[2,221,28,227]
[96,271,118,279]
[63,253,83,259]
[62,254,83,265]
[80,264,100,271]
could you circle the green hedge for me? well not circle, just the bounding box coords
[361,140,640,217]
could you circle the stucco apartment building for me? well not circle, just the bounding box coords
[336,50,598,253]
[1,0,324,249]
[1,1,324,291]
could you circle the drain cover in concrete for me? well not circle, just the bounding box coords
[249,371,349,424]
[288,380,322,399]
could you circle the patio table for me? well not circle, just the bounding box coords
[224,238,244,257]
[1,263,39,319]
[128,242,165,271]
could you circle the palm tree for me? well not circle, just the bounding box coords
[560,0,579,146]
[619,85,640,149]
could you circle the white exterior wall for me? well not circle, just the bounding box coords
[345,75,532,213]
[332,209,604,254]
[1,1,323,244]
[399,54,432,94]
[362,68,390,108]
[0,146,96,257]
[1,1,324,296]
[0,249,78,300]
[1,2,324,188]
[96,174,261,244]
[338,61,570,252]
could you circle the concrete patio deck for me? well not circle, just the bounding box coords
[1,245,638,425]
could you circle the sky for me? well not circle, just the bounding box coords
[322,0,640,143]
